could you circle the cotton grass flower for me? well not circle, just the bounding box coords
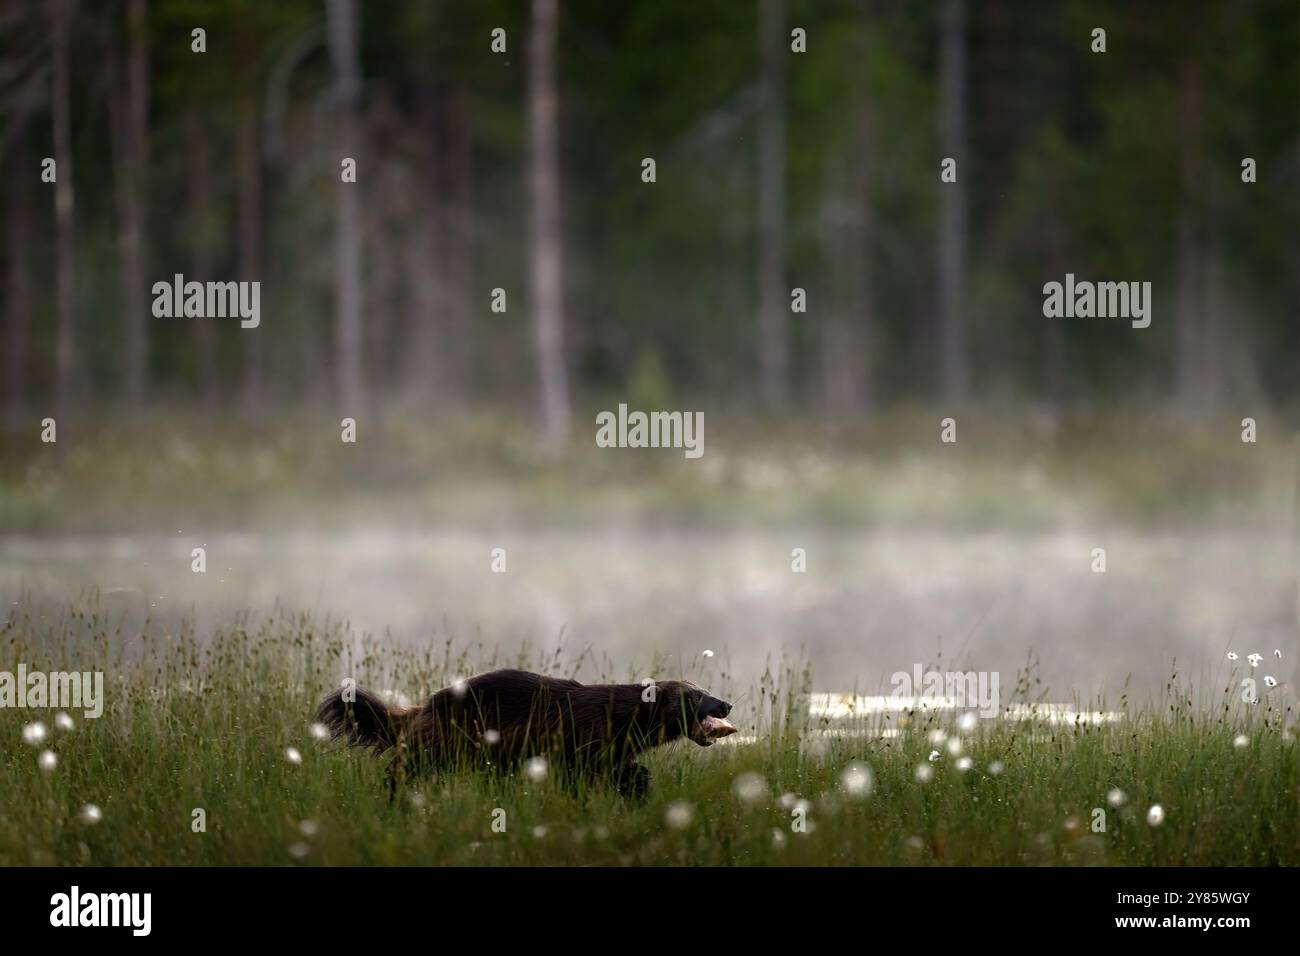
[771,828,787,849]
[1274,649,1282,660]
[38,750,58,773]
[531,825,548,839]
[288,842,311,860]
[702,649,715,658]
[664,801,694,830]
[839,761,873,798]
[298,819,321,838]
[284,747,303,765]
[1233,734,1249,748]
[450,678,469,698]
[1226,651,1239,662]
[914,763,934,783]
[957,712,978,733]
[1107,787,1127,807]
[1247,653,1263,668]
[1264,676,1277,688]
[986,760,1005,776]
[927,728,947,747]
[1146,804,1165,826]
[80,804,102,825]
[482,729,501,746]
[731,771,767,804]
[21,721,47,746]
[54,712,75,733]
[522,756,548,782]
[955,756,973,772]
[946,736,963,757]
[309,722,329,741]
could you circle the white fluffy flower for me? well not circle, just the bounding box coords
[731,771,767,804]
[21,722,47,746]
[664,801,694,829]
[839,762,873,798]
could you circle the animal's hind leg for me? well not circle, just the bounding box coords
[386,731,411,803]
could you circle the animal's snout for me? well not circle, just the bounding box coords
[702,694,732,718]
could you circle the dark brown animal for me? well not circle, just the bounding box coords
[315,669,736,799]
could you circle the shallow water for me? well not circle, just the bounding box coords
[2,527,1296,699]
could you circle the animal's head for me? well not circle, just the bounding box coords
[648,680,737,746]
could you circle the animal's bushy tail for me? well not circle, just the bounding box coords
[315,686,410,752]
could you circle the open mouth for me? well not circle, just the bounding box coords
[693,714,738,747]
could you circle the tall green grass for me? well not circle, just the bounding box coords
[0,598,1295,866]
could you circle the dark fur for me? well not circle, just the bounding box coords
[316,669,732,800]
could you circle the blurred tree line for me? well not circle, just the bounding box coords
[0,0,1297,437]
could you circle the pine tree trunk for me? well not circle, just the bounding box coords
[5,120,33,423]
[121,0,150,406]
[937,0,969,403]
[327,0,364,416]
[237,98,263,411]
[757,0,788,410]
[405,91,443,405]
[51,0,77,420]
[528,0,570,444]
[1175,59,1204,416]
[444,87,474,405]
[186,109,216,405]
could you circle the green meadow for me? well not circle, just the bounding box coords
[1,600,1295,867]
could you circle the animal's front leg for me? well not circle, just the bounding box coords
[386,752,406,803]
[616,761,651,800]
[386,730,414,803]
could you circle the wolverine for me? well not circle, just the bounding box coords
[315,669,737,799]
